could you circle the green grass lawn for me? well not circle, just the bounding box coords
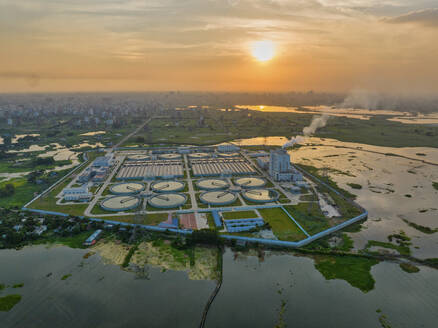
[258,207,307,241]
[222,210,258,220]
[28,176,89,216]
[284,203,330,235]
[0,177,41,208]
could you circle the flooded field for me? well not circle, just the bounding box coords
[234,105,438,125]
[232,136,438,258]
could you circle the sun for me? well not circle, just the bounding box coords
[251,40,275,62]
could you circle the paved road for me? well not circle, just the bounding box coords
[184,154,198,210]
[84,155,125,216]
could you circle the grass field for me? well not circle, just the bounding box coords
[0,177,41,208]
[284,203,329,235]
[222,210,258,220]
[124,110,438,148]
[27,176,89,217]
[258,207,307,241]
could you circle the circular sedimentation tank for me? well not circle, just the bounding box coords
[127,154,150,161]
[241,188,279,203]
[100,195,140,212]
[234,177,266,188]
[151,180,185,193]
[196,178,229,190]
[148,193,187,208]
[110,182,145,195]
[158,153,181,160]
[199,191,237,206]
[218,152,240,158]
[188,152,210,159]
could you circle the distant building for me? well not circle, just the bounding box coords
[217,144,240,153]
[256,157,270,170]
[269,149,292,181]
[178,146,191,154]
[33,225,47,236]
[84,229,103,246]
[62,186,92,201]
[93,154,114,168]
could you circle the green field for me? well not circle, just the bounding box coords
[124,110,438,148]
[258,207,307,241]
[221,210,258,220]
[284,203,329,235]
[27,176,89,217]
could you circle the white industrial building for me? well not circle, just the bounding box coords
[62,186,93,201]
[93,154,114,168]
[269,149,303,182]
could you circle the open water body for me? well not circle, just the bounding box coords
[1,246,437,327]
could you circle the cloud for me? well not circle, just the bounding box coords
[383,8,438,27]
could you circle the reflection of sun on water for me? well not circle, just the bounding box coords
[251,40,275,62]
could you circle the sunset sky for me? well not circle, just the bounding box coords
[1,0,438,93]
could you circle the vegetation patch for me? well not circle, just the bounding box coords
[402,218,437,234]
[399,263,420,273]
[258,207,307,241]
[347,183,362,190]
[0,294,22,312]
[284,203,329,235]
[432,182,438,191]
[33,231,90,249]
[12,283,24,288]
[221,210,257,220]
[61,274,72,280]
[365,240,410,256]
[314,255,379,293]
[122,244,139,268]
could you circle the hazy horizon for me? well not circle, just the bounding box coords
[1,1,438,93]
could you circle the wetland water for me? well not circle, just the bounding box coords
[1,246,437,327]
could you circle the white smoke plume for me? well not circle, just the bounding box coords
[282,114,329,148]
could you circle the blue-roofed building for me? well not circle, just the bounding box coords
[224,218,265,233]
[84,229,103,246]
[211,211,222,227]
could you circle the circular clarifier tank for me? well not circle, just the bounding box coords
[127,154,150,161]
[199,191,237,206]
[241,188,279,203]
[218,152,240,158]
[110,182,145,195]
[188,152,210,159]
[234,177,266,188]
[151,180,185,193]
[148,193,187,208]
[158,153,181,160]
[100,195,140,212]
[196,178,229,190]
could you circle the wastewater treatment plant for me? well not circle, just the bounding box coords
[23,145,367,246]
